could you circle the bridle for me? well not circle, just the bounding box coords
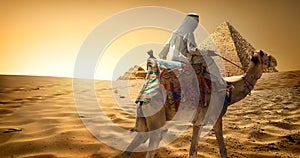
[241,76,254,95]
[219,52,272,95]
[242,56,271,95]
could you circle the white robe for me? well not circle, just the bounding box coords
[158,14,211,65]
[158,14,223,83]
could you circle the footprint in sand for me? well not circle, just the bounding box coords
[3,128,22,133]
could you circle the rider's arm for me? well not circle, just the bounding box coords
[158,35,172,60]
[186,33,218,56]
[159,43,169,60]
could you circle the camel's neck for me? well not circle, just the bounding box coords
[228,63,263,105]
[243,63,263,89]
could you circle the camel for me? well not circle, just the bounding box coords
[122,50,277,158]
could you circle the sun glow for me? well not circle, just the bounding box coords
[1,1,299,79]
[95,28,171,80]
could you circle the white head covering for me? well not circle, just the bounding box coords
[175,13,199,34]
[158,13,200,63]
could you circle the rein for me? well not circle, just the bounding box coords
[216,53,270,71]
[215,54,244,71]
[216,54,252,95]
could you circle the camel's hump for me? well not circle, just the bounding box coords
[224,75,243,82]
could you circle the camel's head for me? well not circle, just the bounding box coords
[251,50,277,70]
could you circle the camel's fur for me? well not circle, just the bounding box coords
[122,50,277,158]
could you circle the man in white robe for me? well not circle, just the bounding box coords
[158,13,216,65]
[158,13,225,107]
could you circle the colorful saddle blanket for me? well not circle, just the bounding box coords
[136,58,235,114]
[136,59,209,111]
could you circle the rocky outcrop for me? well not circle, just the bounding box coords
[117,65,146,80]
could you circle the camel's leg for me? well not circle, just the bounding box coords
[144,106,167,158]
[214,117,227,158]
[189,125,200,158]
[189,107,208,158]
[122,115,149,158]
[145,131,163,158]
[122,132,149,158]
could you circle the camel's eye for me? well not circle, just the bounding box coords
[263,60,270,66]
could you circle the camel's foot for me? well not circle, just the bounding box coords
[145,150,156,158]
[189,149,197,158]
[122,151,131,158]
[220,150,228,158]
[189,134,198,157]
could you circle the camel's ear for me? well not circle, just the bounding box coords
[251,55,259,64]
[269,55,278,67]
[259,50,264,57]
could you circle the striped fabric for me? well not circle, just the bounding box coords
[135,58,164,103]
[136,58,198,107]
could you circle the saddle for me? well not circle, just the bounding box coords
[135,52,232,120]
[135,58,209,113]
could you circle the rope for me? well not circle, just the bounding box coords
[215,53,244,71]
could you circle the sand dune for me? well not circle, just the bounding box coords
[0,71,299,157]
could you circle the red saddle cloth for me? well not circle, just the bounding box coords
[160,63,210,112]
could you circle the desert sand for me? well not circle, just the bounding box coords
[0,70,299,158]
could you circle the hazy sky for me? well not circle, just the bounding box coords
[1,0,299,80]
